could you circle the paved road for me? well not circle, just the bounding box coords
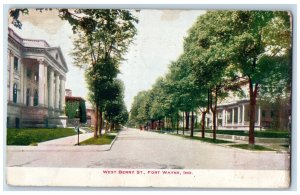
[6,128,290,170]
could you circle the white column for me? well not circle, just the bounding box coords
[232,108,234,126]
[9,52,14,102]
[19,59,23,104]
[48,69,54,108]
[242,104,245,126]
[60,77,65,111]
[258,106,261,127]
[55,73,60,109]
[222,109,225,126]
[23,64,27,104]
[237,106,241,126]
[44,65,48,107]
[225,110,227,126]
[38,59,45,106]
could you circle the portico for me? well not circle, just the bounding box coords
[7,27,68,128]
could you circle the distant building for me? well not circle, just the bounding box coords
[64,89,87,126]
[86,108,96,127]
[7,27,68,128]
[65,89,72,97]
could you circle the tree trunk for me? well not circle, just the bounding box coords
[209,87,218,140]
[185,112,190,130]
[94,104,99,138]
[110,121,113,132]
[195,113,198,129]
[99,110,103,136]
[191,111,194,137]
[249,79,258,145]
[201,111,206,138]
[182,112,185,135]
[158,119,161,130]
[212,110,216,140]
[176,113,179,134]
[151,120,154,130]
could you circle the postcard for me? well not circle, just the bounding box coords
[5,8,292,188]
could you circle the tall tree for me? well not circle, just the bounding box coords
[64,9,138,137]
[220,11,292,144]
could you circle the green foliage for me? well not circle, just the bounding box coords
[65,99,87,123]
[79,134,116,145]
[175,134,233,144]
[79,100,87,123]
[7,128,77,145]
[205,130,290,138]
[229,144,274,151]
[65,101,80,118]
[129,90,152,126]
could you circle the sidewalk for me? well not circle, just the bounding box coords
[8,133,116,152]
[8,130,116,152]
[38,133,94,146]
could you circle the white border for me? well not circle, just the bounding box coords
[1,0,298,193]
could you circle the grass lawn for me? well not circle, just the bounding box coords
[79,134,116,145]
[175,134,233,144]
[7,128,77,145]
[205,130,290,138]
[229,144,274,151]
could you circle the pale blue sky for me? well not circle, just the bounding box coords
[9,9,205,110]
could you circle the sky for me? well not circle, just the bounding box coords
[9,9,205,110]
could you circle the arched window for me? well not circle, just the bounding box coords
[26,88,30,106]
[34,90,38,106]
[13,83,17,103]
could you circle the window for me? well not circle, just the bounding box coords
[34,90,38,106]
[271,110,275,118]
[27,69,32,78]
[13,57,18,71]
[55,53,59,60]
[262,110,266,118]
[13,83,17,103]
[26,88,30,106]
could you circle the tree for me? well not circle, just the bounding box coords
[10,9,138,138]
[220,11,291,144]
[184,12,234,140]
[63,9,138,137]
[184,11,291,144]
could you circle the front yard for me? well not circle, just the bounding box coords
[204,129,290,138]
[79,134,116,145]
[7,128,77,145]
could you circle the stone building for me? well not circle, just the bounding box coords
[6,27,68,128]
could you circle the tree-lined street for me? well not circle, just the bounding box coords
[7,128,289,170]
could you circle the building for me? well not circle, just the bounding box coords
[7,27,68,128]
[205,81,291,131]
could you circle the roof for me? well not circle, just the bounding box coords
[8,27,68,73]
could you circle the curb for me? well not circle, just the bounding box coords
[162,132,290,154]
[7,131,121,152]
